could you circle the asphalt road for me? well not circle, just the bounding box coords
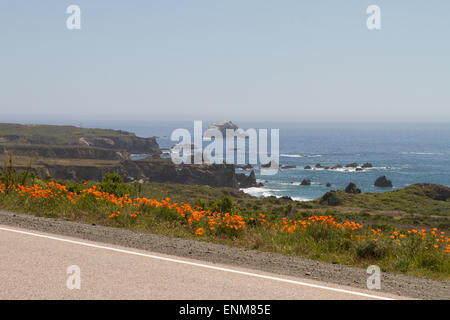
[0,225,404,300]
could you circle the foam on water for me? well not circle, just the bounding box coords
[241,187,284,198]
[281,154,322,158]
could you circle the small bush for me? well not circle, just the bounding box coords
[415,251,442,271]
[356,240,387,260]
[194,198,206,209]
[212,195,234,212]
[392,257,411,273]
[100,173,132,197]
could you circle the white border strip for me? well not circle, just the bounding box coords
[0,226,395,300]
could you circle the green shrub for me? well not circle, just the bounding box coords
[212,195,234,212]
[100,173,132,197]
[194,198,206,209]
[356,240,387,260]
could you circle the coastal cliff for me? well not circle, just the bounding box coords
[0,123,161,157]
[0,144,129,160]
[18,157,256,188]
[0,123,259,188]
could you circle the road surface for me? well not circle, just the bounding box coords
[0,225,404,300]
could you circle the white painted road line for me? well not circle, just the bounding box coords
[0,226,395,300]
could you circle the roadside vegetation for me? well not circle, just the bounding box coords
[1,161,449,280]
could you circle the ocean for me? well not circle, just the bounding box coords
[69,121,450,201]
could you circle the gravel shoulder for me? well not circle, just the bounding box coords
[0,210,448,300]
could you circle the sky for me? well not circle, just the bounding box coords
[1,1,449,123]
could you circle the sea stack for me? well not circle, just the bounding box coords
[374,176,393,188]
[345,182,361,194]
[207,120,239,136]
[301,178,311,186]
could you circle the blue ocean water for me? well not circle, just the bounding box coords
[86,121,450,201]
[241,122,450,201]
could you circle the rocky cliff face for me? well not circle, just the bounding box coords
[25,158,258,188]
[0,123,261,188]
[76,136,160,155]
[235,170,260,188]
[118,159,239,187]
[0,145,129,160]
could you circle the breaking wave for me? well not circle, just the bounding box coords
[280,154,322,158]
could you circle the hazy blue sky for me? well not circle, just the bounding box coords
[1,1,449,122]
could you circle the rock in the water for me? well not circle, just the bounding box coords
[345,182,361,194]
[304,165,312,170]
[236,164,253,170]
[356,168,363,171]
[320,191,341,206]
[374,176,393,188]
[237,170,258,188]
[207,120,240,136]
[362,162,373,168]
[326,183,332,187]
[301,178,311,186]
[315,163,322,168]
[281,196,293,201]
[345,163,358,168]
[331,164,343,169]
[261,160,279,168]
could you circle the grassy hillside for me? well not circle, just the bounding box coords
[1,158,449,280]
[310,185,450,230]
[0,123,133,144]
[325,184,450,216]
[0,123,160,156]
[133,182,450,231]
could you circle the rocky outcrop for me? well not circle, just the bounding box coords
[320,191,341,206]
[261,161,279,169]
[416,183,450,201]
[345,163,358,168]
[301,179,311,186]
[374,176,393,188]
[236,170,260,188]
[302,163,373,171]
[207,120,240,136]
[345,182,361,194]
[119,159,243,187]
[24,158,259,189]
